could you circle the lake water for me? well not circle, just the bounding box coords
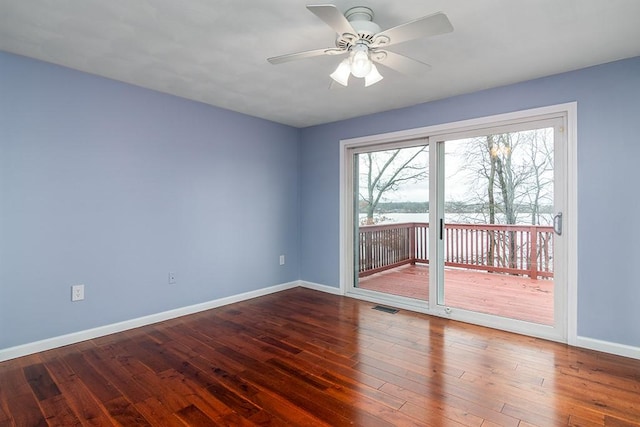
[360,212,552,226]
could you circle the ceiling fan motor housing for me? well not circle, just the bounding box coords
[345,6,373,22]
[336,6,381,49]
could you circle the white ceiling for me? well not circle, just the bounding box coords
[1,0,639,128]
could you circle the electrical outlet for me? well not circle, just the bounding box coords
[279,255,285,265]
[168,272,176,284]
[71,284,85,302]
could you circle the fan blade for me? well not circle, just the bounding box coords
[372,12,453,47]
[373,50,431,75]
[268,48,343,64]
[307,4,357,37]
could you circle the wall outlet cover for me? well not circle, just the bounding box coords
[71,284,85,301]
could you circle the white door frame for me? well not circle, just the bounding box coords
[339,103,578,344]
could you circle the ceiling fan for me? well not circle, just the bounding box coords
[267,4,453,87]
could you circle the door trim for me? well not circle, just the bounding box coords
[339,103,577,344]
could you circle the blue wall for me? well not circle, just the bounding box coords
[299,57,640,348]
[0,52,300,349]
[2,50,639,352]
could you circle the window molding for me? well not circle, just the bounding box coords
[339,102,578,344]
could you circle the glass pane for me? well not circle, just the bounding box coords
[442,128,555,324]
[354,145,429,301]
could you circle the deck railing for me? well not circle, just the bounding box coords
[358,222,554,279]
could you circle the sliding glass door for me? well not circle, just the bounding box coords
[342,105,573,342]
[437,123,560,327]
[352,144,430,302]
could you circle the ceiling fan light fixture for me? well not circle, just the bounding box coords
[364,63,383,87]
[330,58,351,86]
[270,5,454,90]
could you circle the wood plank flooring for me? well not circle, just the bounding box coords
[358,264,554,325]
[1,287,639,426]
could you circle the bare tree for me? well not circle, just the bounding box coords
[460,129,552,226]
[520,130,554,225]
[456,129,554,270]
[359,146,428,224]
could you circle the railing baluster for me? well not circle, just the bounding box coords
[530,226,538,279]
[467,227,471,264]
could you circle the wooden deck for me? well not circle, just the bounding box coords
[358,264,554,325]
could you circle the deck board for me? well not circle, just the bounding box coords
[358,264,554,325]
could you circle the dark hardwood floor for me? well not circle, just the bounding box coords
[1,287,639,426]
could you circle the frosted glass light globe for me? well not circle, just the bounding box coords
[350,46,372,78]
[330,59,351,86]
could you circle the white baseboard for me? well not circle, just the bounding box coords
[299,280,343,295]
[0,281,300,362]
[574,336,640,360]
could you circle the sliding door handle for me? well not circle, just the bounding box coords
[553,212,563,236]
[439,218,444,240]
